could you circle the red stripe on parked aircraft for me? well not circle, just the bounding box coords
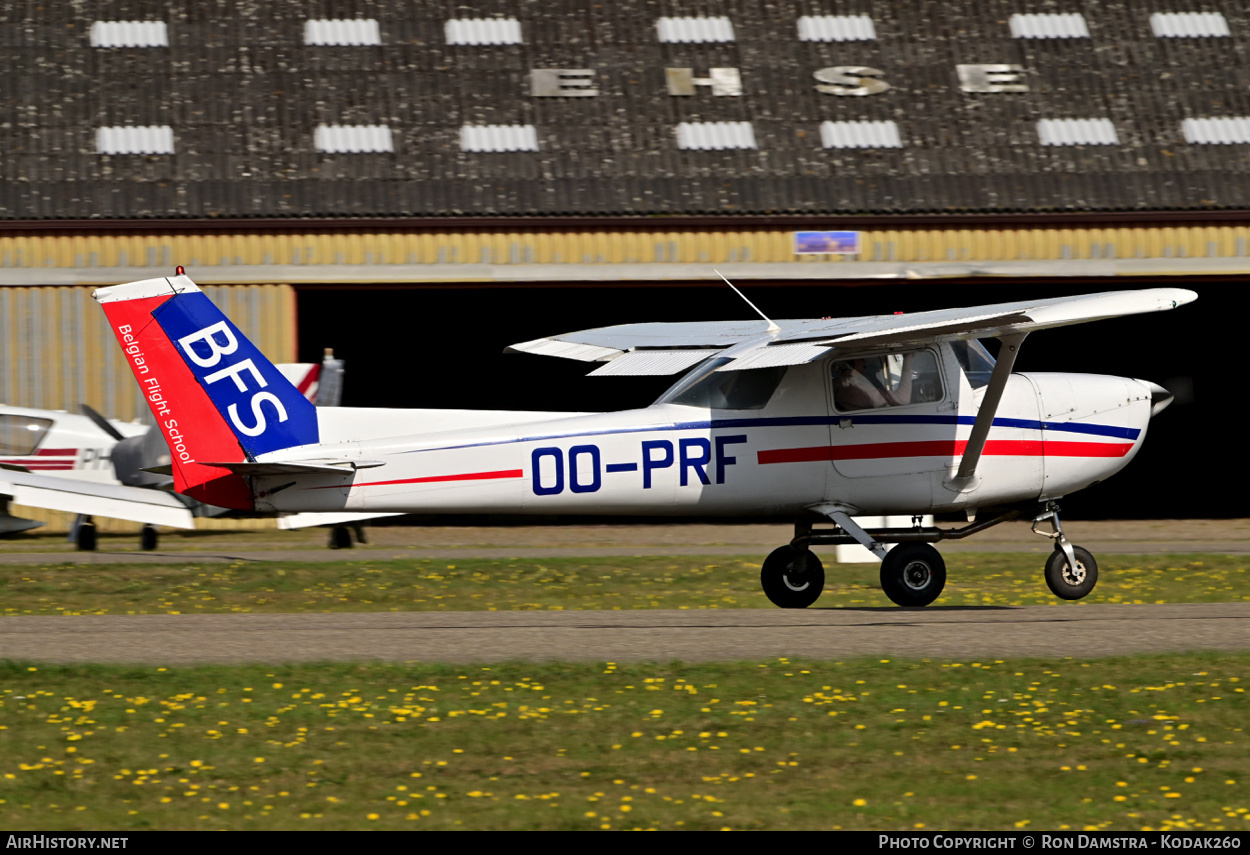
[296,364,320,396]
[36,448,78,456]
[758,439,1133,465]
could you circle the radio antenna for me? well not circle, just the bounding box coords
[714,269,779,332]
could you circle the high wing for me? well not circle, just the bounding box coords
[0,469,196,530]
[507,288,1198,374]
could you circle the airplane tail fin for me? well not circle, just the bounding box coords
[93,274,319,510]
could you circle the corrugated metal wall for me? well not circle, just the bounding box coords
[1,226,1248,276]
[0,283,297,418]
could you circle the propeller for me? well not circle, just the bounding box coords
[79,403,126,442]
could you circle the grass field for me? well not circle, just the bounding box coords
[2,549,1248,830]
[1,552,1248,615]
[0,656,1246,831]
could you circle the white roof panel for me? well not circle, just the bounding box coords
[1150,12,1229,38]
[1009,13,1089,39]
[821,120,902,149]
[459,124,539,152]
[445,17,523,45]
[796,15,876,42]
[96,125,174,155]
[304,19,382,46]
[1182,117,1250,145]
[656,16,735,43]
[90,21,168,47]
[676,122,757,150]
[1036,118,1119,146]
[314,124,393,153]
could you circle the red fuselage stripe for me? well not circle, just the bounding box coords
[343,469,525,489]
[758,439,1133,465]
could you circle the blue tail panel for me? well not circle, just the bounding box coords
[154,292,319,458]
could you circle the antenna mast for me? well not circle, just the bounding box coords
[714,269,779,332]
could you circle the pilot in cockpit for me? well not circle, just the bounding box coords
[834,353,914,411]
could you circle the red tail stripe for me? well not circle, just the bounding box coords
[758,439,1133,465]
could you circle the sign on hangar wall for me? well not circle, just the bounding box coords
[4,1,1250,219]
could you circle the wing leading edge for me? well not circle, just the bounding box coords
[507,288,1197,374]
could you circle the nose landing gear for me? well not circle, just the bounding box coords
[1033,503,1098,600]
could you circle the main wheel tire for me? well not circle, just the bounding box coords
[1044,546,1098,600]
[880,543,946,607]
[140,525,158,551]
[329,526,353,549]
[761,545,825,609]
[75,522,97,552]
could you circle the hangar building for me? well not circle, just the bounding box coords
[2,0,1245,522]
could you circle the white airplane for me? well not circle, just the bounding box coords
[94,273,1193,607]
[0,354,386,550]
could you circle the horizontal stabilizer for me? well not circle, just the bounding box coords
[277,511,404,530]
[198,459,386,477]
[0,470,195,529]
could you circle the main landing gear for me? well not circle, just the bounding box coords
[759,503,1098,609]
[70,516,163,551]
[328,523,368,549]
[760,545,825,609]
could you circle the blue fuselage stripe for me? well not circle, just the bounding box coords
[403,412,1140,456]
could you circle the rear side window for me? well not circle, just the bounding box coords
[0,414,53,456]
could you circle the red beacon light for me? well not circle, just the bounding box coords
[175,265,185,276]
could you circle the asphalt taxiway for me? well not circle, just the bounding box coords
[2,521,1247,665]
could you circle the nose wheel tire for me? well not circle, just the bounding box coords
[761,545,825,609]
[1044,546,1098,600]
[880,543,946,607]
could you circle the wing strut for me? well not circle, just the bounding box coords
[953,332,1028,483]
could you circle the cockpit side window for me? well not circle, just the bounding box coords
[831,349,943,412]
[655,356,785,410]
[0,414,53,456]
[950,339,996,389]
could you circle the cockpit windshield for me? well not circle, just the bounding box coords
[654,356,785,410]
[950,339,996,389]
[0,414,53,456]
